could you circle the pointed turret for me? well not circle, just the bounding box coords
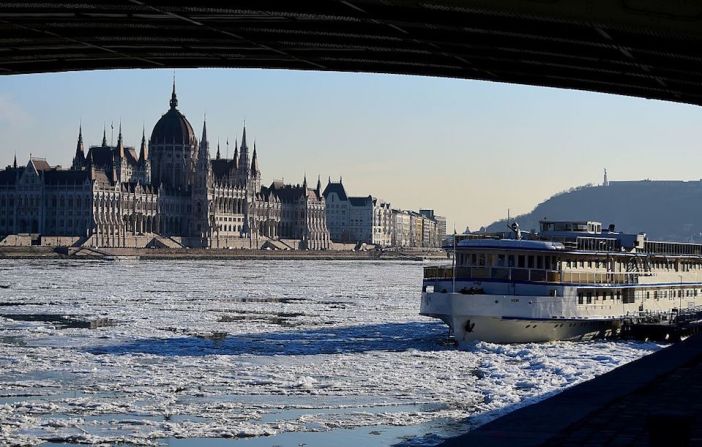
[316,175,321,193]
[238,126,249,174]
[116,122,124,158]
[251,141,260,175]
[303,174,307,189]
[101,125,107,147]
[216,141,221,160]
[199,118,209,162]
[231,138,238,172]
[170,76,178,109]
[72,125,86,169]
[76,125,84,155]
[13,153,17,169]
[139,126,148,162]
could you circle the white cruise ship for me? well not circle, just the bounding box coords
[420,220,702,345]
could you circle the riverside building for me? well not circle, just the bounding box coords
[322,179,445,248]
[0,82,330,250]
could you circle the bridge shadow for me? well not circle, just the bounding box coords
[88,321,452,357]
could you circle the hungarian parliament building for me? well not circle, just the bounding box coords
[0,83,444,250]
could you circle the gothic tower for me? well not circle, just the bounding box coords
[193,118,212,242]
[138,127,151,184]
[237,126,250,186]
[71,125,85,170]
[250,141,261,192]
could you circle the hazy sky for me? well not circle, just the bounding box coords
[1,68,701,232]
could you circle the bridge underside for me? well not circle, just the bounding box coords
[3,1,702,105]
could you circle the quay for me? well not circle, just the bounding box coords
[0,245,447,261]
[621,308,702,342]
[441,334,702,447]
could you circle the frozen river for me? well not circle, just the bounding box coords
[0,259,660,446]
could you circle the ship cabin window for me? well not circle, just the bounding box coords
[471,254,477,265]
[478,254,486,266]
[508,255,515,267]
[537,256,543,269]
[528,256,534,268]
[497,254,506,266]
[518,255,525,268]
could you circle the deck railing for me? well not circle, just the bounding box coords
[424,266,640,285]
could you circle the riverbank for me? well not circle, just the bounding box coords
[0,245,448,261]
[440,335,702,447]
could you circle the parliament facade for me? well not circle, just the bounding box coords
[0,83,330,249]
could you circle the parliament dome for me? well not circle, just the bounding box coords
[150,83,196,145]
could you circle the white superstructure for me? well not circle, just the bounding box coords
[420,220,702,345]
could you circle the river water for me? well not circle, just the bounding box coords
[0,259,659,446]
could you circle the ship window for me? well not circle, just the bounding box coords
[518,255,525,268]
[471,254,477,265]
[478,254,486,266]
[537,256,543,269]
[497,254,505,266]
[508,255,515,267]
[528,256,534,268]
[544,256,551,270]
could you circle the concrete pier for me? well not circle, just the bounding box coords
[441,335,702,447]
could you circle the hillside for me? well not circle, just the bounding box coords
[485,180,702,242]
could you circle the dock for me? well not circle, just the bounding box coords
[440,334,702,447]
[620,307,702,342]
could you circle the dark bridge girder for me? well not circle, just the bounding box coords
[3,1,702,106]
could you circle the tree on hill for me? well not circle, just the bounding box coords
[485,181,702,242]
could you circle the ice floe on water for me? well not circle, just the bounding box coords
[0,259,660,446]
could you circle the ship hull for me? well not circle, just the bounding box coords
[421,291,618,345]
[447,315,616,345]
